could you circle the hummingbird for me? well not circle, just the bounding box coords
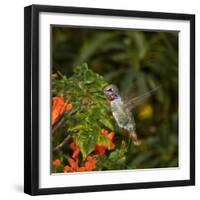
[103,84,159,145]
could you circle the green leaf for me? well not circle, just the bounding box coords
[74,32,117,66]
[75,130,98,160]
[102,148,127,170]
[99,118,114,130]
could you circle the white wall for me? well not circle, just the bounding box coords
[0,0,199,199]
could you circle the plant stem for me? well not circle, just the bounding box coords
[52,116,65,135]
[53,135,71,151]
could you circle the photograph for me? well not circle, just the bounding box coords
[51,26,179,174]
[24,5,195,195]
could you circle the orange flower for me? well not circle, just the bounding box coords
[107,131,115,150]
[70,140,81,159]
[95,129,115,155]
[84,156,97,171]
[52,159,62,167]
[52,96,73,126]
[64,158,79,173]
[69,141,77,149]
[77,167,86,172]
[101,128,109,136]
[68,158,79,169]
[63,156,97,173]
[95,145,107,155]
[64,165,73,173]
[65,103,73,111]
[72,148,80,159]
[62,129,115,173]
[52,97,65,125]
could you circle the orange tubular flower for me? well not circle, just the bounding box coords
[78,167,87,172]
[52,96,72,126]
[64,165,73,173]
[52,159,62,167]
[107,131,115,150]
[101,128,109,136]
[63,130,115,173]
[70,140,81,159]
[95,145,107,155]
[72,148,81,159]
[84,156,97,171]
[64,158,79,173]
[95,129,115,155]
[63,155,97,173]
[68,158,79,170]
[69,141,77,149]
[52,97,65,125]
[65,103,73,111]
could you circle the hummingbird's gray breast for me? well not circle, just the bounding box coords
[110,97,135,131]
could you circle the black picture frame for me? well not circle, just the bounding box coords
[24,4,195,196]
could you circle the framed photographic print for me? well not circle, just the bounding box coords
[24,4,195,195]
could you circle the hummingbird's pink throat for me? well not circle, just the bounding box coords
[109,94,120,101]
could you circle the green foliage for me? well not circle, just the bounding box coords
[53,64,117,160]
[101,146,127,170]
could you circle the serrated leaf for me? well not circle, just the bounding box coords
[75,130,98,160]
[99,118,114,130]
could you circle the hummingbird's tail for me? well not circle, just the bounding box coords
[129,130,141,146]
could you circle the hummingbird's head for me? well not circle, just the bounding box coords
[103,84,119,101]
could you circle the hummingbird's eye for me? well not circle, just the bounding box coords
[107,88,113,92]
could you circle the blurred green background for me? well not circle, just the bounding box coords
[52,26,178,169]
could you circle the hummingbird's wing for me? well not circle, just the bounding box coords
[124,86,160,111]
